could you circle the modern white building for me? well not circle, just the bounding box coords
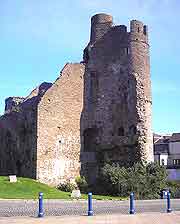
[154,133,180,181]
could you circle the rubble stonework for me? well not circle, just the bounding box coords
[0,13,153,186]
[37,63,84,185]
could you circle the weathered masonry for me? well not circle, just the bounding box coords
[0,64,84,186]
[0,13,153,186]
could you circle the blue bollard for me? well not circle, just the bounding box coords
[167,191,172,213]
[129,192,135,214]
[38,192,44,217]
[88,192,93,216]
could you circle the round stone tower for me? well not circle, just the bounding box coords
[90,13,113,43]
[129,20,153,162]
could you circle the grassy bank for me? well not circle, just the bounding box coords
[0,176,126,200]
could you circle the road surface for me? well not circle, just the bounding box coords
[0,199,179,217]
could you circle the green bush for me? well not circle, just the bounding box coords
[166,181,180,198]
[57,181,76,192]
[96,162,167,199]
[75,176,88,193]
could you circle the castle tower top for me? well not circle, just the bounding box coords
[90,13,113,43]
[130,20,144,32]
[91,13,113,25]
[130,20,148,43]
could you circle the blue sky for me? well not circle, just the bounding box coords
[0,0,179,134]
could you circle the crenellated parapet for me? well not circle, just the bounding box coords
[89,13,148,44]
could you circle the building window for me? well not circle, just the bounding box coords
[89,71,99,103]
[129,125,137,135]
[161,159,165,166]
[16,160,22,176]
[143,25,147,35]
[83,127,98,152]
[125,48,130,55]
[118,127,124,136]
[173,159,180,166]
[120,68,124,74]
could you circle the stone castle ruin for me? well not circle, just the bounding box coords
[0,14,153,186]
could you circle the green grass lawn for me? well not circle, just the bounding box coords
[0,176,126,200]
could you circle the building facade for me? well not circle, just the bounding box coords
[154,133,180,181]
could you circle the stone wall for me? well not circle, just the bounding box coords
[0,103,37,178]
[0,82,52,178]
[37,63,85,186]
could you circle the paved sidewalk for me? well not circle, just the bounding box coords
[0,212,180,224]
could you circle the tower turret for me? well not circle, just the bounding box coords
[90,13,113,43]
[129,20,153,162]
[130,20,148,43]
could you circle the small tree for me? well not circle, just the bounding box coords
[127,162,147,199]
[75,176,88,193]
[97,162,167,199]
[144,162,167,199]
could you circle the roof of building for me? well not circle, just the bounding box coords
[153,133,171,144]
[170,133,180,142]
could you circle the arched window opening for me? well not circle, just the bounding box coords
[6,130,12,141]
[90,71,99,103]
[126,47,130,55]
[120,68,124,74]
[143,25,147,35]
[16,160,22,176]
[118,127,125,136]
[83,127,98,152]
[129,125,137,135]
